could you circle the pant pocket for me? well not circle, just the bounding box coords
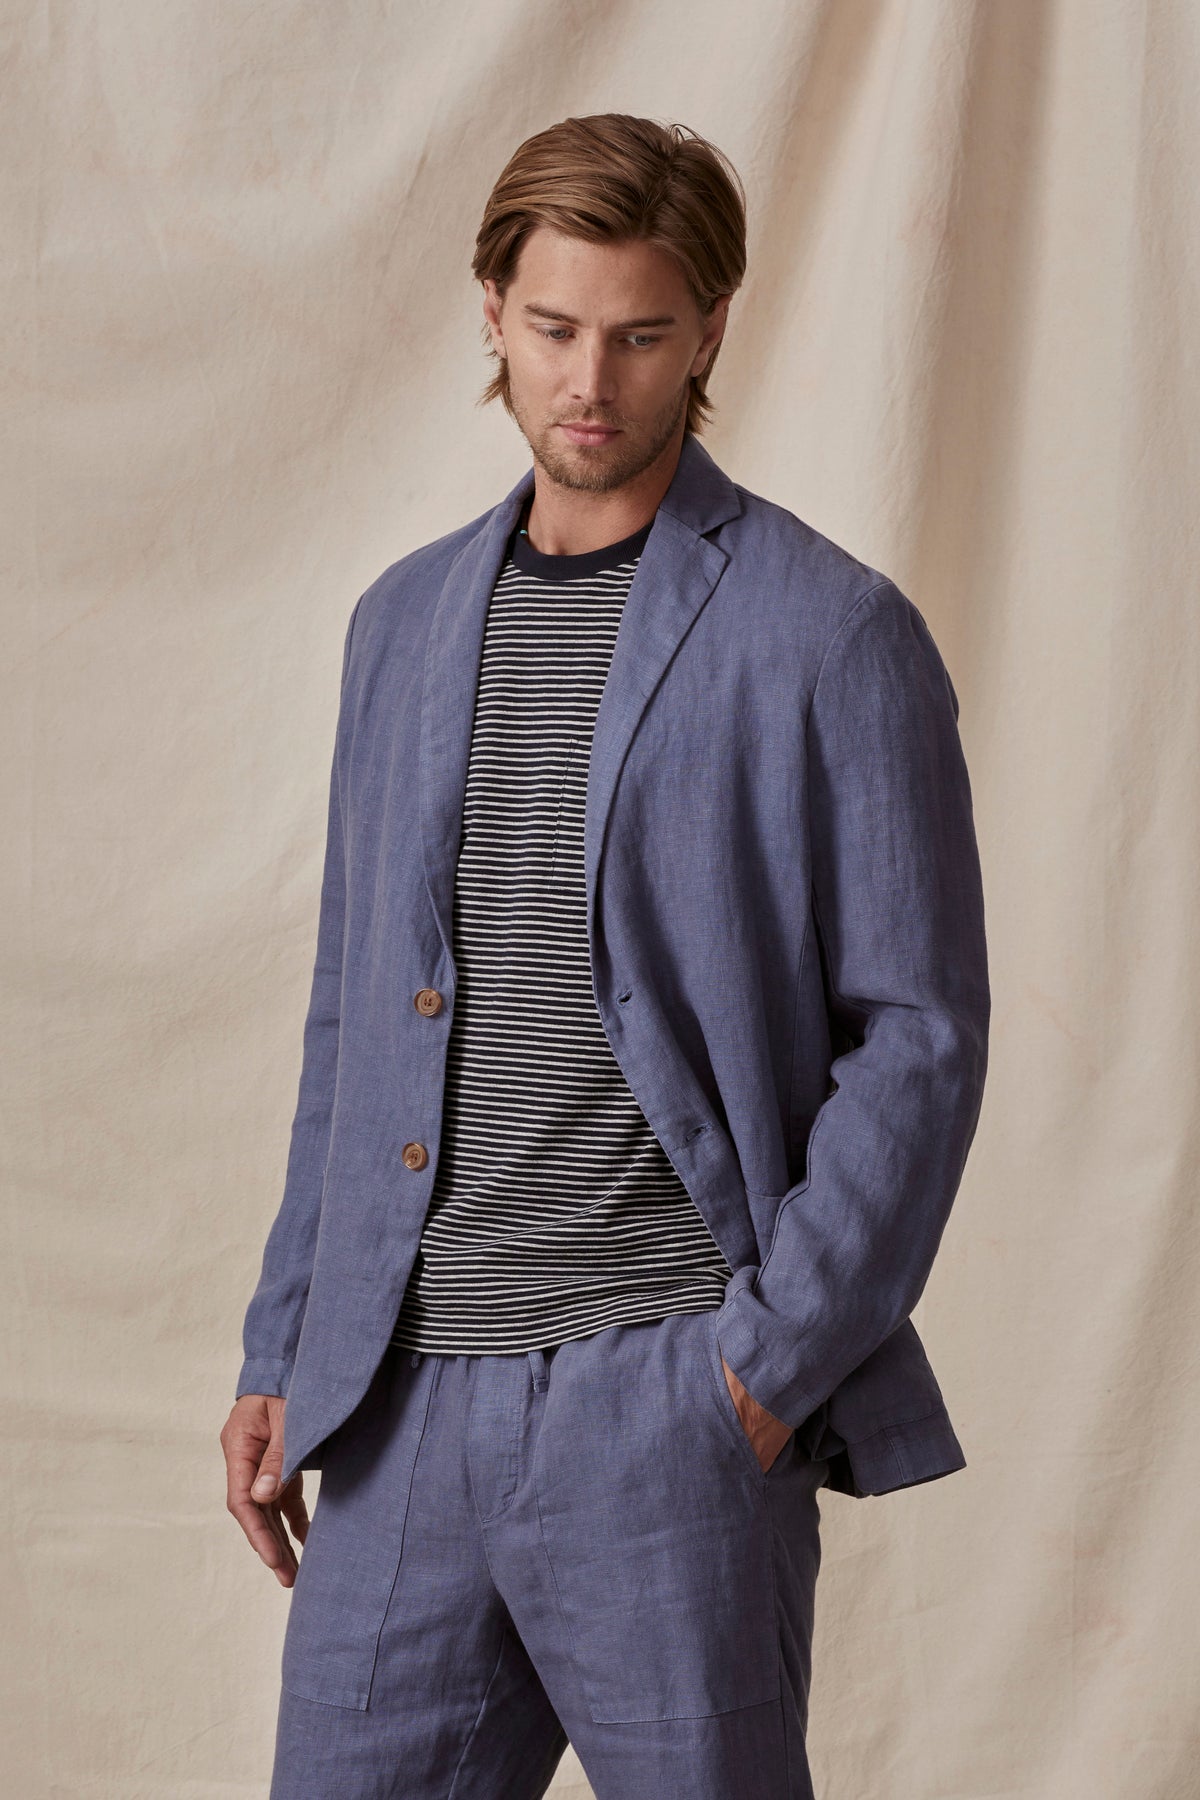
[534,1313,782,1725]
[280,1349,435,1710]
[705,1306,800,1480]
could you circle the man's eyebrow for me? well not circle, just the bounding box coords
[520,302,677,329]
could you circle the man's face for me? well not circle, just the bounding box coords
[482,226,729,495]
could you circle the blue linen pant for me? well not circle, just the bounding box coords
[269,1306,832,1799]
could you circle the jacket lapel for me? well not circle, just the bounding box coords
[418,473,532,965]
[418,431,744,969]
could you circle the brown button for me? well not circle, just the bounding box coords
[414,988,443,1016]
[402,1142,429,1171]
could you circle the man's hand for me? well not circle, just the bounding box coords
[221,1393,310,1587]
[721,1354,795,1474]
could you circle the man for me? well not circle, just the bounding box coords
[222,114,989,1800]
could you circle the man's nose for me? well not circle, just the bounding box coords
[568,342,618,407]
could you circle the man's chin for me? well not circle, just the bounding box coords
[532,442,634,493]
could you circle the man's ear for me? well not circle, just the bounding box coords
[482,279,505,357]
[694,293,731,374]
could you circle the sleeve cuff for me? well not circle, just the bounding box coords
[713,1271,823,1428]
[235,1356,292,1400]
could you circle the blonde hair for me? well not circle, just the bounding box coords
[472,114,747,437]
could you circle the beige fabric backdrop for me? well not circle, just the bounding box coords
[4,0,1198,1794]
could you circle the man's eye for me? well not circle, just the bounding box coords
[536,328,660,348]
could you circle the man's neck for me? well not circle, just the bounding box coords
[521,429,686,555]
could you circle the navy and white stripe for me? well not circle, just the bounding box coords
[390,510,731,1354]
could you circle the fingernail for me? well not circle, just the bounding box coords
[253,1475,278,1499]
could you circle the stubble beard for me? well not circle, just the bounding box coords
[509,378,691,496]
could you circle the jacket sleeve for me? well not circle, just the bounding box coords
[715,578,990,1426]
[234,595,364,1400]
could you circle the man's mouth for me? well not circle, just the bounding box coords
[559,423,621,445]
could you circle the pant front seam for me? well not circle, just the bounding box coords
[361,1353,441,1712]
[445,1619,515,1800]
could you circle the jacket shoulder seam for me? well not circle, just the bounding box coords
[809,578,895,707]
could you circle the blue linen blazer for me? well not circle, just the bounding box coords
[236,429,990,1499]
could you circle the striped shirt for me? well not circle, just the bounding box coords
[389,504,732,1354]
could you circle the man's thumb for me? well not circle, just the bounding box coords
[252,1438,284,1502]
